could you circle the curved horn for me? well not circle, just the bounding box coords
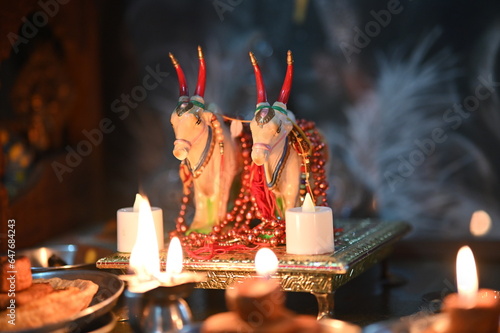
[249,52,268,104]
[277,50,293,104]
[169,52,189,97]
[194,45,206,97]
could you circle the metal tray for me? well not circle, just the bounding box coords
[18,244,114,272]
[8,270,124,333]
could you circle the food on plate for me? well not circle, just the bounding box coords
[0,282,54,308]
[0,256,32,292]
[0,256,99,331]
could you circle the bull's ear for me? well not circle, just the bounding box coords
[283,117,294,133]
[286,110,296,122]
[170,109,178,125]
[230,119,243,138]
[201,109,213,123]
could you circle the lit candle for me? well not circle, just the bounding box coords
[456,246,478,308]
[285,193,334,254]
[122,196,205,292]
[155,236,204,286]
[126,196,162,292]
[225,248,286,324]
[165,237,183,277]
[117,193,164,252]
[203,248,323,333]
[441,246,500,333]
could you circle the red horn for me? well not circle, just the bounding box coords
[194,45,206,97]
[277,50,293,104]
[169,52,189,97]
[249,52,268,104]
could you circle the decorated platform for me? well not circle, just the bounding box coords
[98,219,410,294]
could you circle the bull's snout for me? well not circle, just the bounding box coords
[173,147,188,160]
[173,139,190,160]
[251,147,269,166]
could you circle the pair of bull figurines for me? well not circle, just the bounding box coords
[169,46,328,239]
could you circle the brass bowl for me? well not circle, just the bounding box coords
[19,244,113,272]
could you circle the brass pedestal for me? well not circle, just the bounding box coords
[97,219,411,319]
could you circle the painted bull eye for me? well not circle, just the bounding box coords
[176,102,195,116]
[255,107,275,126]
[276,121,282,134]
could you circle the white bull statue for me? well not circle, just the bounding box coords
[169,47,240,233]
[248,51,305,219]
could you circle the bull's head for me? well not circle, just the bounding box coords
[249,51,294,166]
[169,46,209,161]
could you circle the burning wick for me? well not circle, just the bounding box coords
[470,210,492,237]
[456,246,478,308]
[165,236,183,282]
[255,247,278,279]
[127,196,161,292]
[440,246,500,333]
[203,248,323,332]
[121,196,204,293]
[133,193,141,211]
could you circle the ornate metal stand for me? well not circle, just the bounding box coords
[97,219,410,319]
[125,282,196,333]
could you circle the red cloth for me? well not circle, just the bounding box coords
[250,163,276,220]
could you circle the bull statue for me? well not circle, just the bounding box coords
[248,51,303,219]
[169,47,240,233]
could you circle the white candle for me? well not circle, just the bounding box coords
[285,193,334,255]
[117,194,164,252]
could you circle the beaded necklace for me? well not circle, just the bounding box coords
[171,119,329,255]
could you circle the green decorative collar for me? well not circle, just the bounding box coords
[255,104,288,116]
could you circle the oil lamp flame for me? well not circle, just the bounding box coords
[470,210,492,237]
[255,248,278,278]
[129,195,160,282]
[456,245,478,308]
[166,237,183,276]
[122,197,205,295]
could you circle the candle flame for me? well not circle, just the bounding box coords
[456,246,478,308]
[470,210,491,237]
[129,196,160,280]
[302,193,316,213]
[39,247,49,267]
[166,237,183,276]
[255,248,278,278]
[132,193,142,212]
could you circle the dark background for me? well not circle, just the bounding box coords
[1,0,500,247]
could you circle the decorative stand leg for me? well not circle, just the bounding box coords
[380,259,407,287]
[312,292,335,320]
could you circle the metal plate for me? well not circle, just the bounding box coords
[18,244,113,272]
[8,270,124,333]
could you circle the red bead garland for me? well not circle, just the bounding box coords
[170,119,329,252]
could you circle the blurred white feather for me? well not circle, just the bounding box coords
[343,31,500,238]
